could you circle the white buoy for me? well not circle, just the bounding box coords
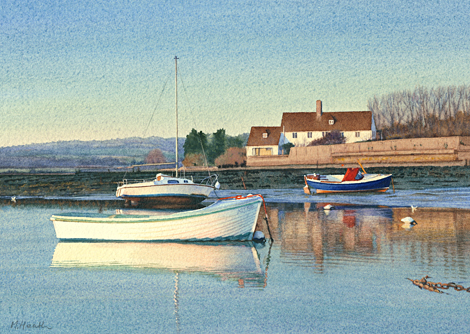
[253,231,266,242]
[401,217,417,230]
[402,223,417,230]
[401,217,416,224]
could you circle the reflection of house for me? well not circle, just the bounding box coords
[246,100,377,157]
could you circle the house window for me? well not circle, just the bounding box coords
[253,148,273,156]
[329,120,334,125]
[292,133,297,138]
[307,132,312,138]
[262,148,273,156]
[322,132,326,137]
[341,132,345,138]
[262,133,268,138]
[355,132,360,137]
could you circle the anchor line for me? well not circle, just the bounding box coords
[407,276,470,293]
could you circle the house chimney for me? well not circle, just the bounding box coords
[316,100,322,118]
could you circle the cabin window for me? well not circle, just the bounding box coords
[292,133,297,138]
[184,180,189,183]
[262,133,268,138]
[307,132,312,138]
[329,120,334,125]
[355,132,360,137]
[168,180,179,184]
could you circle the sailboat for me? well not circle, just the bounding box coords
[116,56,220,208]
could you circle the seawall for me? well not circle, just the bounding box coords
[247,136,470,168]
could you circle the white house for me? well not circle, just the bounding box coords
[246,100,377,156]
[246,126,288,157]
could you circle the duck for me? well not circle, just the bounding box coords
[324,204,334,210]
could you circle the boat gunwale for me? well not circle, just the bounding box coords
[306,174,392,185]
[116,182,216,190]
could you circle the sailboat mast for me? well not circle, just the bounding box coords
[175,56,179,177]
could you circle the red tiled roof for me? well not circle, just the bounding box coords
[280,111,373,132]
[246,126,282,146]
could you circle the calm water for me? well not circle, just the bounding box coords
[1,187,470,333]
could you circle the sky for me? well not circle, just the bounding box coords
[1,0,470,147]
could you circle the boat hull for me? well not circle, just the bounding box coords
[116,182,214,208]
[51,196,263,242]
[306,174,392,194]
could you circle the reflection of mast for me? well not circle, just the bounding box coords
[174,272,180,333]
[263,241,273,288]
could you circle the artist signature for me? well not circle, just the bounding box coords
[10,321,52,330]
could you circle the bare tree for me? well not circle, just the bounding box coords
[145,149,167,164]
[368,84,470,139]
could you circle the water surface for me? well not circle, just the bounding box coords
[1,188,470,333]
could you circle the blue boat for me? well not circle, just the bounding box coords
[304,168,393,194]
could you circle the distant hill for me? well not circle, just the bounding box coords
[0,133,249,169]
[0,137,184,168]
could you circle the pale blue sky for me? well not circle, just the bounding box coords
[1,0,469,147]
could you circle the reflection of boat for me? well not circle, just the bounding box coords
[304,168,392,194]
[51,241,265,287]
[116,57,219,208]
[50,195,263,241]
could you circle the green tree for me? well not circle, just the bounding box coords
[282,142,295,154]
[183,129,208,157]
[208,129,227,164]
[226,135,244,148]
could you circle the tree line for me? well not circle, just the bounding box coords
[143,129,248,168]
[368,85,470,139]
[182,129,248,167]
